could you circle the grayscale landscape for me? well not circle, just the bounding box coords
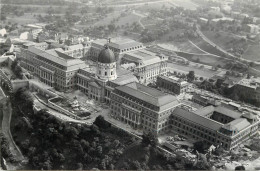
[0,0,260,170]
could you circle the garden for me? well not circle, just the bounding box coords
[49,97,93,118]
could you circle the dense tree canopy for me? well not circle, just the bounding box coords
[142,131,158,147]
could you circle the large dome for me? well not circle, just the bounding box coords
[97,47,116,63]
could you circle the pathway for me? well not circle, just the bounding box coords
[132,10,146,29]
[1,88,25,169]
[196,26,237,58]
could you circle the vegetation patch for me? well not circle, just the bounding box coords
[242,45,260,62]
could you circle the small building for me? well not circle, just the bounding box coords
[0,28,7,37]
[245,24,259,34]
[233,78,260,104]
[210,7,221,12]
[199,18,208,25]
[157,75,189,95]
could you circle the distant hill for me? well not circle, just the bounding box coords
[0,0,73,6]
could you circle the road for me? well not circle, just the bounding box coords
[105,0,169,7]
[196,26,260,66]
[196,26,260,75]
[196,26,237,59]
[1,90,25,169]
[132,10,146,29]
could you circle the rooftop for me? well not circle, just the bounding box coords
[212,17,233,22]
[92,39,107,46]
[159,75,189,86]
[222,118,250,131]
[110,67,138,86]
[194,105,242,119]
[123,49,163,66]
[108,37,143,50]
[237,78,258,89]
[66,44,84,51]
[173,107,224,131]
[28,46,86,67]
[116,82,178,107]
[194,105,215,116]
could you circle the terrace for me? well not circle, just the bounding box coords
[49,96,92,118]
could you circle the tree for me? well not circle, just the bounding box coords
[142,131,158,147]
[144,154,150,163]
[43,160,52,170]
[76,163,83,170]
[14,65,23,79]
[235,165,245,170]
[64,39,72,46]
[132,160,141,170]
[65,126,79,139]
[97,145,102,156]
[11,59,18,70]
[193,141,208,153]
[249,62,255,67]
[187,71,195,82]
[109,164,115,170]
[80,139,89,150]
[93,115,111,129]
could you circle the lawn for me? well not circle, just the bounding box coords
[170,0,198,10]
[115,13,141,27]
[168,62,219,78]
[202,31,248,52]
[176,52,230,67]
[158,41,206,54]
[190,38,226,57]
[242,45,260,62]
[6,13,38,25]
[93,11,122,27]
[141,17,157,26]
[135,1,175,11]
[248,67,260,77]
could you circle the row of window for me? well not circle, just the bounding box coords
[99,70,114,76]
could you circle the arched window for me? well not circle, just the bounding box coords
[105,72,107,76]
[111,71,113,75]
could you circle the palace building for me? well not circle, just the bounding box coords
[110,82,180,134]
[121,49,168,85]
[89,37,144,63]
[20,45,86,91]
[20,41,138,103]
[170,105,259,150]
[19,38,259,150]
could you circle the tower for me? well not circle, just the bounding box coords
[96,46,117,81]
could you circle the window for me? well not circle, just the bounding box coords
[111,71,113,75]
[105,72,107,76]
[99,70,101,74]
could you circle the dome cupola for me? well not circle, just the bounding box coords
[96,46,117,81]
[97,46,116,63]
